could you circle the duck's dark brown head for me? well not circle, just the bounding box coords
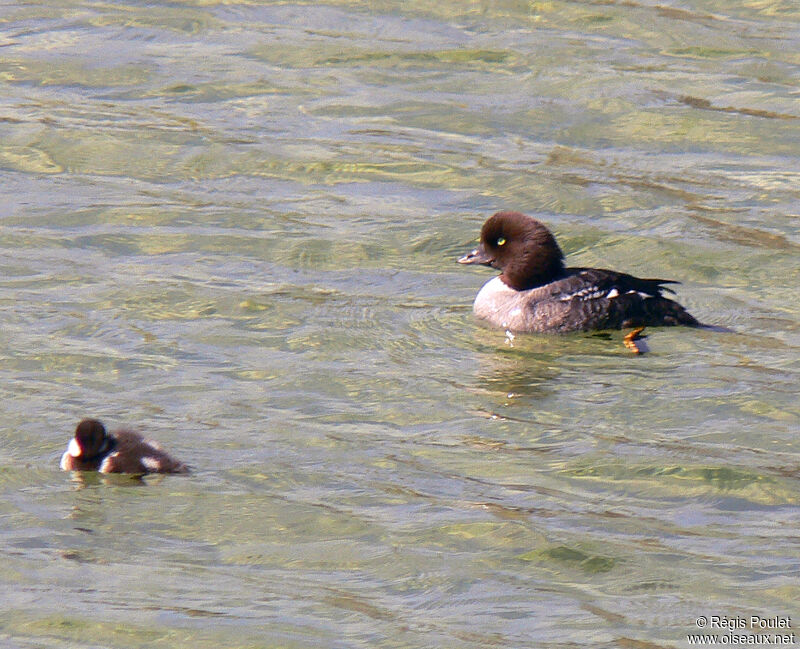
[69,419,110,459]
[458,211,565,290]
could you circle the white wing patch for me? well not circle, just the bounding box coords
[141,456,163,472]
[560,286,655,302]
[561,286,619,302]
[99,454,118,473]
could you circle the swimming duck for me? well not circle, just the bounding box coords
[458,211,700,333]
[60,419,189,474]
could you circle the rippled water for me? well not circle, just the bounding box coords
[1,1,799,647]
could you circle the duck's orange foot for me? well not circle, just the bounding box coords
[623,326,648,354]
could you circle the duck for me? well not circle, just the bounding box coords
[458,211,700,333]
[60,419,189,474]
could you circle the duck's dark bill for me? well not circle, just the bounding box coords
[458,248,493,265]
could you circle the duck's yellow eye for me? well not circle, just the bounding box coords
[497,237,506,246]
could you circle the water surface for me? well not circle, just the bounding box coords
[1,1,799,647]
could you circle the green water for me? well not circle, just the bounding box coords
[1,1,798,647]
